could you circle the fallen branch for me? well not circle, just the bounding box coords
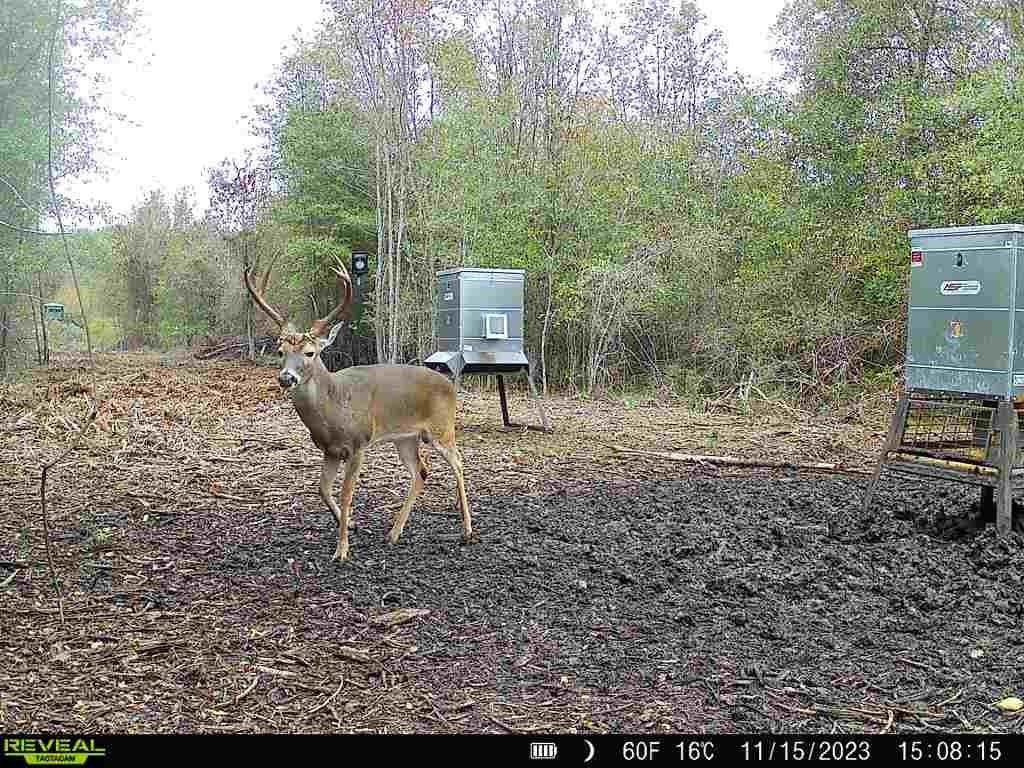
[337,646,373,664]
[255,665,297,678]
[309,677,345,714]
[612,447,869,475]
[208,487,260,504]
[370,608,431,628]
[194,335,275,361]
[233,674,260,705]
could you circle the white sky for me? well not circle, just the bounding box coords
[65,0,788,224]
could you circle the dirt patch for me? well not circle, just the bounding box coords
[2,355,1023,733]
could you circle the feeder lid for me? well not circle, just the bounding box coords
[436,267,526,277]
[909,223,1024,237]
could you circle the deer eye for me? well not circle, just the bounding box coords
[304,350,315,358]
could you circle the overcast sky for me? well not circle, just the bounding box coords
[65,0,788,223]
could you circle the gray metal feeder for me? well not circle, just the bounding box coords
[424,267,552,432]
[861,224,1024,534]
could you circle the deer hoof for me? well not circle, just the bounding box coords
[332,542,350,561]
[387,529,401,546]
[461,531,479,546]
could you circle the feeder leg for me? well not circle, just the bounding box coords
[525,367,552,433]
[981,485,995,519]
[497,374,512,428]
[996,400,1017,536]
[861,395,910,515]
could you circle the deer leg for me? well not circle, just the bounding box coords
[389,438,425,545]
[319,455,342,526]
[333,448,365,562]
[429,435,474,543]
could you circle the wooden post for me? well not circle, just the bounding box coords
[996,400,1017,535]
[525,366,552,433]
[860,395,910,516]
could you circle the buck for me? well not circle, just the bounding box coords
[243,257,473,562]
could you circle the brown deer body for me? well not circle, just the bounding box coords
[244,259,472,561]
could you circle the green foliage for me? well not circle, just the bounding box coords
[0,0,139,369]
[278,107,376,240]
[12,0,1024,404]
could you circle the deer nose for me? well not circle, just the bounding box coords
[278,370,297,388]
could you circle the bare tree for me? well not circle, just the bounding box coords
[207,154,271,360]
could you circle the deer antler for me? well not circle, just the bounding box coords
[243,254,286,329]
[309,256,353,338]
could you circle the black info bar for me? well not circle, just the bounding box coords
[2,734,1021,766]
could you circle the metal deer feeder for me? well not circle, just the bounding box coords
[43,303,65,322]
[863,224,1024,533]
[424,267,552,432]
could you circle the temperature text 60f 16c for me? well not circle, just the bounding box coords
[620,741,716,761]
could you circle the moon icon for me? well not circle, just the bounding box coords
[584,739,595,763]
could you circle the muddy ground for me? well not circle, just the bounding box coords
[2,354,1024,734]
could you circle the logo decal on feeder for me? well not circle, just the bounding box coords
[911,250,924,267]
[940,280,981,296]
[949,320,964,339]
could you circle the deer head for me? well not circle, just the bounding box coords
[243,255,353,390]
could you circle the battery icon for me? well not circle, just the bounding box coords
[530,742,558,760]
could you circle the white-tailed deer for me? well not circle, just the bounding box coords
[243,257,473,561]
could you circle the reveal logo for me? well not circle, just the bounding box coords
[3,739,105,765]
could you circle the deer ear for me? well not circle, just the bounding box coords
[319,322,344,349]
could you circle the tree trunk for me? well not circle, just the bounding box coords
[374,135,387,364]
[38,275,49,365]
[0,304,8,377]
[391,153,406,364]
[31,297,42,365]
[540,264,553,396]
[246,236,255,362]
[385,145,396,364]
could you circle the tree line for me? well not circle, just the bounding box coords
[3,0,1023,404]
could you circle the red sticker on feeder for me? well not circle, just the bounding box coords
[911,251,924,267]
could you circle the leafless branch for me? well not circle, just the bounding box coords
[0,175,50,218]
[35,0,102,626]
[0,219,64,236]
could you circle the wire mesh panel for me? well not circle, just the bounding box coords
[899,395,997,463]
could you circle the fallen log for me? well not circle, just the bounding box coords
[611,446,870,475]
[194,335,276,360]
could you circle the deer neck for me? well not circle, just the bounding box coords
[289,363,335,428]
